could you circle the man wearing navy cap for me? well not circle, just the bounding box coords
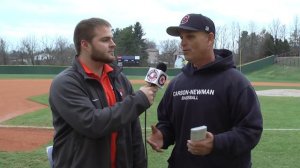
[147,13,263,168]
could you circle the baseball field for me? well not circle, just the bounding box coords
[0,64,300,168]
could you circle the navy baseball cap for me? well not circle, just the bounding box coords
[166,13,215,36]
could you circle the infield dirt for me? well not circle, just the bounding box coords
[0,79,299,152]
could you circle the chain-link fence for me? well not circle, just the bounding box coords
[275,56,300,68]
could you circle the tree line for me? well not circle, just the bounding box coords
[1,16,300,67]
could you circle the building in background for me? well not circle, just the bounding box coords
[174,54,186,68]
[146,48,159,65]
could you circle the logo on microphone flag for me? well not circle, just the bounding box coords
[158,74,167,86]
[146,68,159,83]
[145,67,168,88]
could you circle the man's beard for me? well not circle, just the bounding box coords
[90,47,115,63]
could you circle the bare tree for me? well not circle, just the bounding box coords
[41,36,55,52]
[237,24,242,67]
[20,35,39,65]
[248,22,258,59]
[13,43,27,65]
[279,24,287,40]
[0,38,9,65]
[230,22,239,53]
[289,16,300,55]
[248,21,257,34]
[159,39,180,67]
[53,36,75,65]
[145,39,157,49]
[214,26,220,48]
[39,36,56,65]
[218,25,230,49]
[269,19,281,40]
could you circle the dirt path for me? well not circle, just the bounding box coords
[252,82,300,87]
[0,126,53,152]
[0,79,300,152]
[0,79,53,152]
[0,79,52,122]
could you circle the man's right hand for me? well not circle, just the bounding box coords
[139,85,158,105]
[147,125,163,152]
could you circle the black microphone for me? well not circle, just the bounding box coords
[156,62,167,73]
[145,62,168,88]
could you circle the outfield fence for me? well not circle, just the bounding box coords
[275,56,300,68]
[0,55,277,75]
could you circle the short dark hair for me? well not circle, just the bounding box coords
[73,18,111,54]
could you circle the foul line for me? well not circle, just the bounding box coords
[143,127,300,131]
[0,125,53,130]
[263,128,300,131]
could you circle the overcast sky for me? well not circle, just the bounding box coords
[1,0,300,47]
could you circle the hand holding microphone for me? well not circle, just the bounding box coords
[140,63,168,105]
[139,86,158,105]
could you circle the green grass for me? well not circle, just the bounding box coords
[1,64,300,168]
[259,96,300,128]
[253,131,300,168]
[246,65,300,82]
[29,95,50,106]
[2,89,300,168]
[0,143,52,168]
[1,108,52,127]
[2,95,52,127]
[2,91,300,168]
